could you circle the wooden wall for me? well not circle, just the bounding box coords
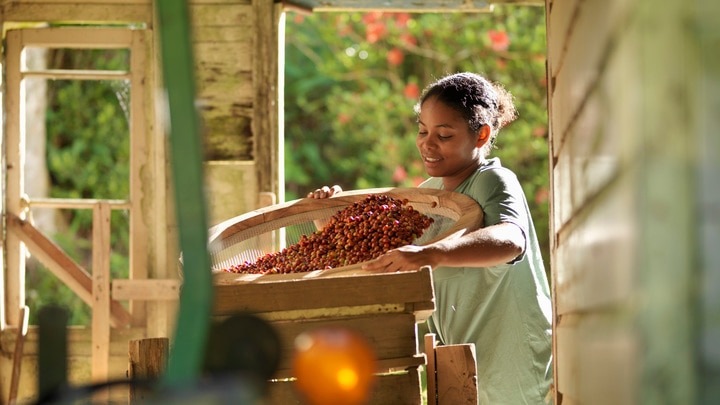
[546,0,719,403]
[0,0,282,402]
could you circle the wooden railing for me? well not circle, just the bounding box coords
[6,198,180,382]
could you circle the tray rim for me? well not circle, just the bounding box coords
[208,187,484,280]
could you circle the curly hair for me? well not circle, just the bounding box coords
[414,72,517,150]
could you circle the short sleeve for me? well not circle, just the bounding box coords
[461,167,531,262]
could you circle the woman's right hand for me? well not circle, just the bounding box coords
[307,185,342,199]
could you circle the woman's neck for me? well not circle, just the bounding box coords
[441,158,484,191]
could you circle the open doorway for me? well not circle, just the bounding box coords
[281,5,551,266]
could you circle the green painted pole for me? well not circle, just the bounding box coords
[154,0,213,385]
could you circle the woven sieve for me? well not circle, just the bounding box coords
[207,187,484,275]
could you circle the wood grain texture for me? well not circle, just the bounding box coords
[436,344,477,405]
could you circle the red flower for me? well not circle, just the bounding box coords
[535,188,549,205]
[366,22,387,43]
[338,113,351,124]
[532,126,548,138]
[387,48,404,66]
[394,13,412,28]
[362,11,383,24]
[488,30,510,51]
[392,166,408,183]
[400,32,417,46]
[403,83,420,99]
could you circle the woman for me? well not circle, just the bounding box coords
[309,72,552,404]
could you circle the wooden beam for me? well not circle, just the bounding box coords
[129,27,149,327]
[91,202,111,385]
[5,29,25,328]
[22,69,130,81]
[424,333,438,405]
[2,4,152,24]
[112,279,181,301]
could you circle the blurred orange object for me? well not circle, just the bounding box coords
[293,327,377,405]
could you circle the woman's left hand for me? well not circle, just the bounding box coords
[362,245,437,273]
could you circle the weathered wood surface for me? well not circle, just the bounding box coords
[264,368,423,405]
[270,312,419,376]
[128,338,169,402]
[193,1,255,161]
[91,202,112,383]
[213,265,435,316]
[424,334,438,405]
[435,344,477,405]
[8,306,29,405]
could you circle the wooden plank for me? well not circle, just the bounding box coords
[17,27,134,48]
[8,306,29,405]
[2,3,152,23]
[549,0,635,146]
[554,176,636,315]
[252,0,280,196]
[424,334,438,405]
[545,0,579,79]
[111,279,181,300]
[128,338,168,402]
[129,28,149,326]
[436,344,477,405]
[190,3,251,29]
[555,313,637,403]
[0,326,147,356]
[212,266,434,315]
[192,25,251,43]
[6,213,132,327]
[91,202,111,383]
[270,312,420,375]
[5,30,24,328]
[22,69,130,80]
[267,368,422,405]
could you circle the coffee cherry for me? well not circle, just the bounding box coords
[225,194,434,274]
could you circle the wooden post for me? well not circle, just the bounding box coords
[424,333,438,405]
[436,344,477,405]
[128,337,169,402]
[91,202,112,383]
[8,306,29,405]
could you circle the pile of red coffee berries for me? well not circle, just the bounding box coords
[225,194,434,274]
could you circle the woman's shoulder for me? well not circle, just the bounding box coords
[471,158,520,185]
[418,177,443,189]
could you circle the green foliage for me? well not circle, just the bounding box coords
[25,48,132,325]
[284,6,551,265]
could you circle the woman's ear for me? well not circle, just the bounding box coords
[476,125,491,148]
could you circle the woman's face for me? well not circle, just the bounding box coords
[416,96,483,190]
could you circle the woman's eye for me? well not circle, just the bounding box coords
[438,134,452,139]
[418,130,428,136]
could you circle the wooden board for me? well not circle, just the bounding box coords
[213,266,435,318]
[264,368,423,405]
[269,312,420,376]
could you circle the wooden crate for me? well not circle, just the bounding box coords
[206,188,483,404]
[213,266,435,404]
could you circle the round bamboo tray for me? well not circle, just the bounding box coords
[209,187,484,282]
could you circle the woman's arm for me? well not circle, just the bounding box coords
[361,221,524,273]
[307,185,342,230]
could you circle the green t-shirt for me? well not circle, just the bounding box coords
[420,158,552,405]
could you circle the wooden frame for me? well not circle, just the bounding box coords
[2,27,155,385]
